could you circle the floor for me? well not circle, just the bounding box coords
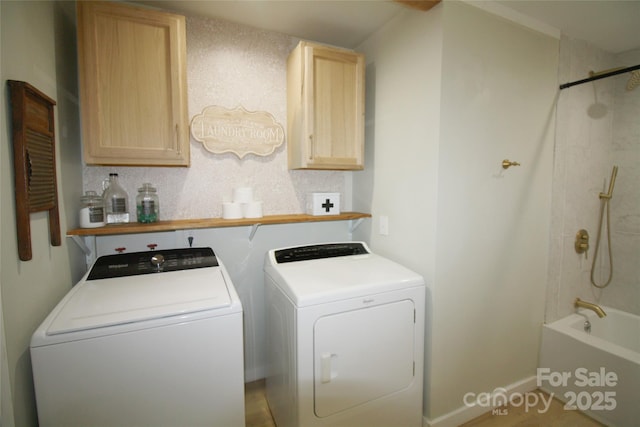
[245,380,276,427]
[244,381,605,427]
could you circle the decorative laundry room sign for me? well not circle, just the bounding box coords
[190,105,285,158]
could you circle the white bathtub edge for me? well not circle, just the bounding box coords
[544,309,640,365]
[423,375,537,427]
[540,307,640,427]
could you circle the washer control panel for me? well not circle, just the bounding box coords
[274,243,369,264]
[87,247,218,280]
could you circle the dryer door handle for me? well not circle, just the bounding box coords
[321,353,337,383]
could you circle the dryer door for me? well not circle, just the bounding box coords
[313,299,415,417]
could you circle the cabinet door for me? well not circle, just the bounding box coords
[288,42,365,170]
[77,1,189,166]
[313,300,415,417]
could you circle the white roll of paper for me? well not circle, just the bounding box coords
[222,202,243,219]
[243,201,263,219]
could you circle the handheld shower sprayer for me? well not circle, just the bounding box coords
[599,166,618,200]
[591,165,618,289]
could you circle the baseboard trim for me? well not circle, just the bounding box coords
[423,376,538,427]
[244,364,266,384]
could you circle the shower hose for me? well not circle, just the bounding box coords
[590,195,614,288]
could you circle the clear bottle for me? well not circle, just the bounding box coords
[136,183,159,223]
[102,173,130,224]
[79,191,105,228]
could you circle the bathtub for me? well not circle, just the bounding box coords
[539,306,640,427]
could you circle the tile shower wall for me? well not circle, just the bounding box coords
[611,48,640,315]
[546,36,640,321]
[83,14,349,220]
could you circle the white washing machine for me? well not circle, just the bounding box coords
[31,247,245,427]
[264,242,425,427]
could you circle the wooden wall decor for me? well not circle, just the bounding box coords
[8,80,61,261]
[190,105,285,159]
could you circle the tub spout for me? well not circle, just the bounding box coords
[575,298,606,318]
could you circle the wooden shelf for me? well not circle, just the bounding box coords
[67,212,371,237]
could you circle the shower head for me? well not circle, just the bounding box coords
[627,70,640,91]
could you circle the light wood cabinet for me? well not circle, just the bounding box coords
[287,41,365,170]
[77,1,189,166]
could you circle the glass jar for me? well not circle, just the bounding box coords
[102,173,130,224]
[79,191,105,228]
[136,183,159,223]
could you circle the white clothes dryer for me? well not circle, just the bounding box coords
[264,242,425,427]
[31,247,244,427]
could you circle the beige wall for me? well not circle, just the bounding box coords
[355,1,559,424]
[1,1,85,425]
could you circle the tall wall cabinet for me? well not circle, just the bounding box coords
[77,1,189,166]
[287,41,365,170]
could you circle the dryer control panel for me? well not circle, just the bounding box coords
[274,243,369,264]
[87,247,218,280]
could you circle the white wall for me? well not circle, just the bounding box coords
[354,0,442,280]
[356,1,559,424]
[433,2,557,421]
[546,38,640,321]
[0,1,86,425]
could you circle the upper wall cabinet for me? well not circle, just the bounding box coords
[77,1,189,166]
[287,41,365,170]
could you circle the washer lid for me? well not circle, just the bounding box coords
[46,267,232,335]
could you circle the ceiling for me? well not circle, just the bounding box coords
[134,0,640,54]
[495,0,640,54]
